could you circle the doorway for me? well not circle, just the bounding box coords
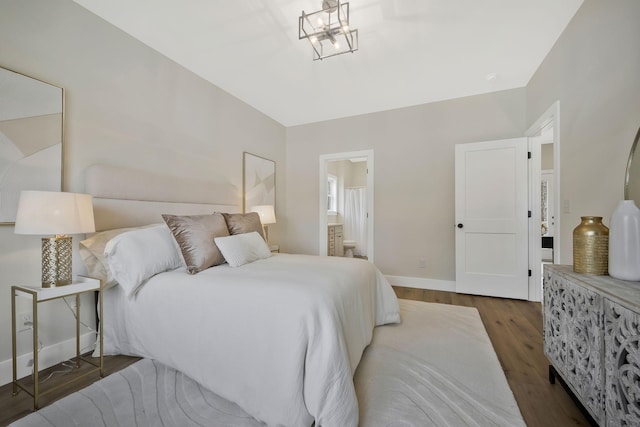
[319,150,374,262]
[453,102,560,301]
[527,101,560,301]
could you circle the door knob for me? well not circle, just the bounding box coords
[457,223,464,229]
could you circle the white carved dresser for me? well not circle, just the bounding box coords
[543,264,640,426]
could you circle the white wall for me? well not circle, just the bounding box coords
[346,161,367,188]
[0,0,285,380]
[285,88,526,279]
[526,0,640,264]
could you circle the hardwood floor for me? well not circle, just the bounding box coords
[0,288,589,426]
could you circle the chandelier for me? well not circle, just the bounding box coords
[298,0,358,60]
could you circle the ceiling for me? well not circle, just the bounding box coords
[73,0,583,127]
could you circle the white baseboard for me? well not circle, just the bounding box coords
[386,275,456,292]
[0,332,96,387]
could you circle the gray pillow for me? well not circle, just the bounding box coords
[221,212,265,240]
[162,213,229,274]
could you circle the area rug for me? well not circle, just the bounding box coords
[355,299,525,426]
[11,300,525,427]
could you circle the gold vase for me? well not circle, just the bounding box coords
[573,216,609,275]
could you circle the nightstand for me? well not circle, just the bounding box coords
[269,244,280,253]
[11,276,103,409]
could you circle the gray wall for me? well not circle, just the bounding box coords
[0,0,285,371]
[286,0,640,280]
[541,144,554,171]
[285,88,526,279]
[526,0,640,264]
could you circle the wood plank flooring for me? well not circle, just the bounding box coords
[0,288,590,426]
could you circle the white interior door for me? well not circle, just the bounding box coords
[455,138,529,299]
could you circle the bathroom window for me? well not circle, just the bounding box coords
[327,175,337,214]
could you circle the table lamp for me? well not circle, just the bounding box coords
[250,205,276,243]
[14,191,95,287]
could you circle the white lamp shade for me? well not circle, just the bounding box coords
[251,205,276,225]
[14,191,96,235]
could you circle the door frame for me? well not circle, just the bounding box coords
[319,150,374,262]
[526,101,561,301]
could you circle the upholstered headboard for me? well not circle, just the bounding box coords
[84,164,241,231]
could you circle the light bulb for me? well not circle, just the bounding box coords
[310,36,318,44]
[342,25,349,32]
[317,17,324,26]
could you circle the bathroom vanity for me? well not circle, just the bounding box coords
[327,223,344,256]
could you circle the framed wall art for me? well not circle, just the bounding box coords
[0,66,63,224]
[243,152,275,213]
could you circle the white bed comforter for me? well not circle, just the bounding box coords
[101,254,400,426]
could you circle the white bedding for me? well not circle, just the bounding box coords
[100,253,400,426]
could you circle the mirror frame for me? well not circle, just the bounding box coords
[0,65,65,225]
[625,126,640,201]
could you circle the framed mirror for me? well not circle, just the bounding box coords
[625,127,640,203]
[0,66,63,224]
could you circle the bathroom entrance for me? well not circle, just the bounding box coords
[319,150,374,262]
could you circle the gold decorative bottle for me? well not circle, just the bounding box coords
[573,216,609,275]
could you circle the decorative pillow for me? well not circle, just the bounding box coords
[214,231,272,267]
[162,213,229,274]
[221,212,265,239]
[79,224,159,288]
[104,224,184,297]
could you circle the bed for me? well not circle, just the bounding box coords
[80,165,401,427]
[10,300,526,427]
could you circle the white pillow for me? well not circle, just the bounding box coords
[80,224,160,288]
[104,224,184,297]
[214,231,272,267]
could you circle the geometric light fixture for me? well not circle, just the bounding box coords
[299,0,358,60]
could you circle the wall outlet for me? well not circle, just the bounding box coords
[419,258,426,269]
[19,312,33,328]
